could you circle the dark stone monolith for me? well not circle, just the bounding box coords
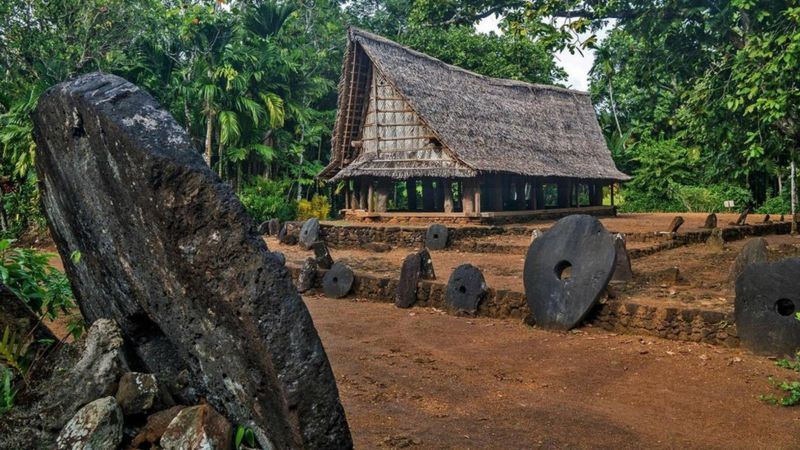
[732,207,750,226]
[298,257,317,293]
[32,73,351,449]
[322,262,354,298]
[735,258,800,356]
[702,213,717,229]
[425,224,448,250]
[418,248,436,280]
[666,216,684,233]
[611,233,633,282]
[312,241,334,269]
[267,218,280,236]
[277,222,299,245]
[396,253,421,308]
[444,264,487,314]
[728,237,769,283]
[258,221,270,235]
[523,215,615,330]
[299,218,320,250]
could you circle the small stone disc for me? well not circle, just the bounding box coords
[444,264,486,314]
[322,262,354,299]
[299,218,320,250]
[425,224,448,250]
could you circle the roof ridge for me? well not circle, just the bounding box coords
[347,26,590,97]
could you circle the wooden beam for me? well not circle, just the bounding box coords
[443,179,454,213]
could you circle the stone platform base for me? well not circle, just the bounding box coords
[289,265,738,347]
[342,206,616,225]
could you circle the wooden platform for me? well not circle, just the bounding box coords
[341,206,617,224]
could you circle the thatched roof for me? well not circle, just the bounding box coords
[320,27,629,182]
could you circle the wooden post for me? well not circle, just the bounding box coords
[443,179,454,213]
[515,179,526,210]
[462,180,475,214]
[406,179,417,211]
[475,180,482,214]
[557,180,570,208]
[434,180,444,211]
[367,181,374,212]
[344,182,350,210]
[375,180,390,212]
[422,179,435,211]
[610,183,615,207]
[359,178,369,210]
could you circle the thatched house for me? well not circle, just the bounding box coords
[319,27,629,221]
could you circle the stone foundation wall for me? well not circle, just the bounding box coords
[288,265,737,346]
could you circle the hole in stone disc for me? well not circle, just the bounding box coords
[333,277,339,283]
[458,285,466,294]
[433,234,439,239]
[776,298,795,316]
[554,260,572,281]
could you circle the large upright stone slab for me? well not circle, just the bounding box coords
[33,73,351,449]
[299,217,320,250]
[728,237,768,283]
[735,258,800,356]
[523,215,615,330]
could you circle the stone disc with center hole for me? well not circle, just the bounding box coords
[322,262,354,299]
[425,224,448,250]
[444,264,486,314]
[299,218,320,250]
[523,214,615,330]
[735,258,800,356]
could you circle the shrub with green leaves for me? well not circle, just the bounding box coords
[238,178,297,223]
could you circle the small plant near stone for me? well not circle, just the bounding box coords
[761,312,800,406]
[0,367,15,415]
[235,425,256,449]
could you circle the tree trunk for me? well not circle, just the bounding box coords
[792,157,797,235]
[204,108,214,167]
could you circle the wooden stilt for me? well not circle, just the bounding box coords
[375,180,390,212]
[359,178,369,210]
[367,182,374,212]
[443,179,454,213]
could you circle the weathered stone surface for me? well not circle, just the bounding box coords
[396,253,422,308]
[735,258,800,356]
[43,319,127,429]
[523,215,615,330]
[130,405,187,449]
[33,73,351,449]
[313,241,334,269]
[707,227,725,249]
[418,248,436,280]
[323,262,354,298]
[530,228,544,244]
[272,251,286,266]
[444,264,487,314]
[732,207,751,226]
[299,218,320,250]
[425,224,448,250]
[278,222,299,245]
[257,221,270,235]
[161,404,232,450]
[116,372,159,416]
[611,233,633,282]
[268,218,281,236]
[666,216,684,233]
[298,257,317,293]
[365,242,392,252]
[56,397,123,450]
[728,237,768,283]
[702,213,717,229]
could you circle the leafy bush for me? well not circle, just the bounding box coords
[1,174,45,240]
[672,183,753,212]
[0,367,14,415]
[757,191,792,215]
[238,178,297,223]
[296,194,330,221]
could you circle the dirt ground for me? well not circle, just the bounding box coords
[271,213,800,313]
[307,294,800,449]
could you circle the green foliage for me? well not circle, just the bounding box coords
[296,195,331,221]
[757,191,792,214]
[238,178,297,223]
[0,367,15,415]
[762,313,800,406]
[672,184,753,213]
[235,425,256,449]
[0,239,77,322]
